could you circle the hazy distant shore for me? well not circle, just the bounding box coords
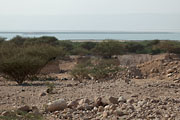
[0,31,180,41]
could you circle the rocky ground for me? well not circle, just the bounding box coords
[1,54,180,120]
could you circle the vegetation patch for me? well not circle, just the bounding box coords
[70,58,124,80]
[0,110,44,120]
[0,43,64,85]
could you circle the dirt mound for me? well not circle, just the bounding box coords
[116,66,144,79]
[137,53,180,79]
[117,54,159,66]
[116,53,180,80]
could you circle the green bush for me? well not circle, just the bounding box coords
[0,110,43,120]
[70,60,92,79]
[154,41,180,54]
[59,40,74,51]
[80,42,97,50]
[70,58,122,80]
[70,47,90,56]
[92,40,124,58]
[125,42,145,53]
[24,36,59,46]
[0,37,5,44]
[90,59,121,79]
[0,43,64,85]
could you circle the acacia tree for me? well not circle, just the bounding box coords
[0,43,65,85]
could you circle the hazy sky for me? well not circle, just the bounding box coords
[0,0,180,32]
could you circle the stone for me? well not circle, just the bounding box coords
[1,111,11,116]
[131,94,138,97]
[94,97,103,106]
[104,105,110,111]
[167,69,174,74]
[108,97,118,104]
[46,99,67,112]
[32,106,40,114]
[127,98,135,104]
[93,107,98,112]
[98,106,104,112]
[137,100,146,107]
[40,92,46,96]
[114,109,125,116]
[118,96,126,103]
[79,98,90,105]
[77,103,93,110]
[124,79,131,84]
[17,105,31,112]
[109,104,117,110]
[151,68,159,73]
[66,84,73,87]
[61,78,68,81]
[67,100,79,108]
[167,73,173,77]
[102,111,109,118]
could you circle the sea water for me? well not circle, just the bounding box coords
[0,32,180,40]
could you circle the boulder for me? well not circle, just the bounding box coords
[46,99,67,112]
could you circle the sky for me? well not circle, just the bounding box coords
[0,0,180,32]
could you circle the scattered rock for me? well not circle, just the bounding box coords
[61,78,68,80]
[118,96,126,103]
[98,106,104,112]
[108,97,118,104]
[17,105,31,112]
[46,99,67,112]
[67,100,79,108]
[167,69,174,74]
[79,98,90,105]
[102,111,109,118]
[1,111,11,116]
[94,97,103,107]
[114,109,126,116]
[127,98,134,104]
[40,91,46,96]
[32,106,40,114]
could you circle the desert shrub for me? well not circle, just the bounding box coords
[0,43,64,85]
[146,40,160,46]
[46,82,55,94]
[59,40,74,52]
[125,42,145,53]
[70,47,90,56]
[90,59,121,79]
[92,40,124,58]
[152,41,180,54]
[0,37,5,44]
[9,35,27,46]
[70,60,92,79]
[24,36,59,46]
[0,110,43,120]
[70,58,122,80]
[80,42,97,50]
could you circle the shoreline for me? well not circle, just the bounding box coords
[69,39,180,42]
